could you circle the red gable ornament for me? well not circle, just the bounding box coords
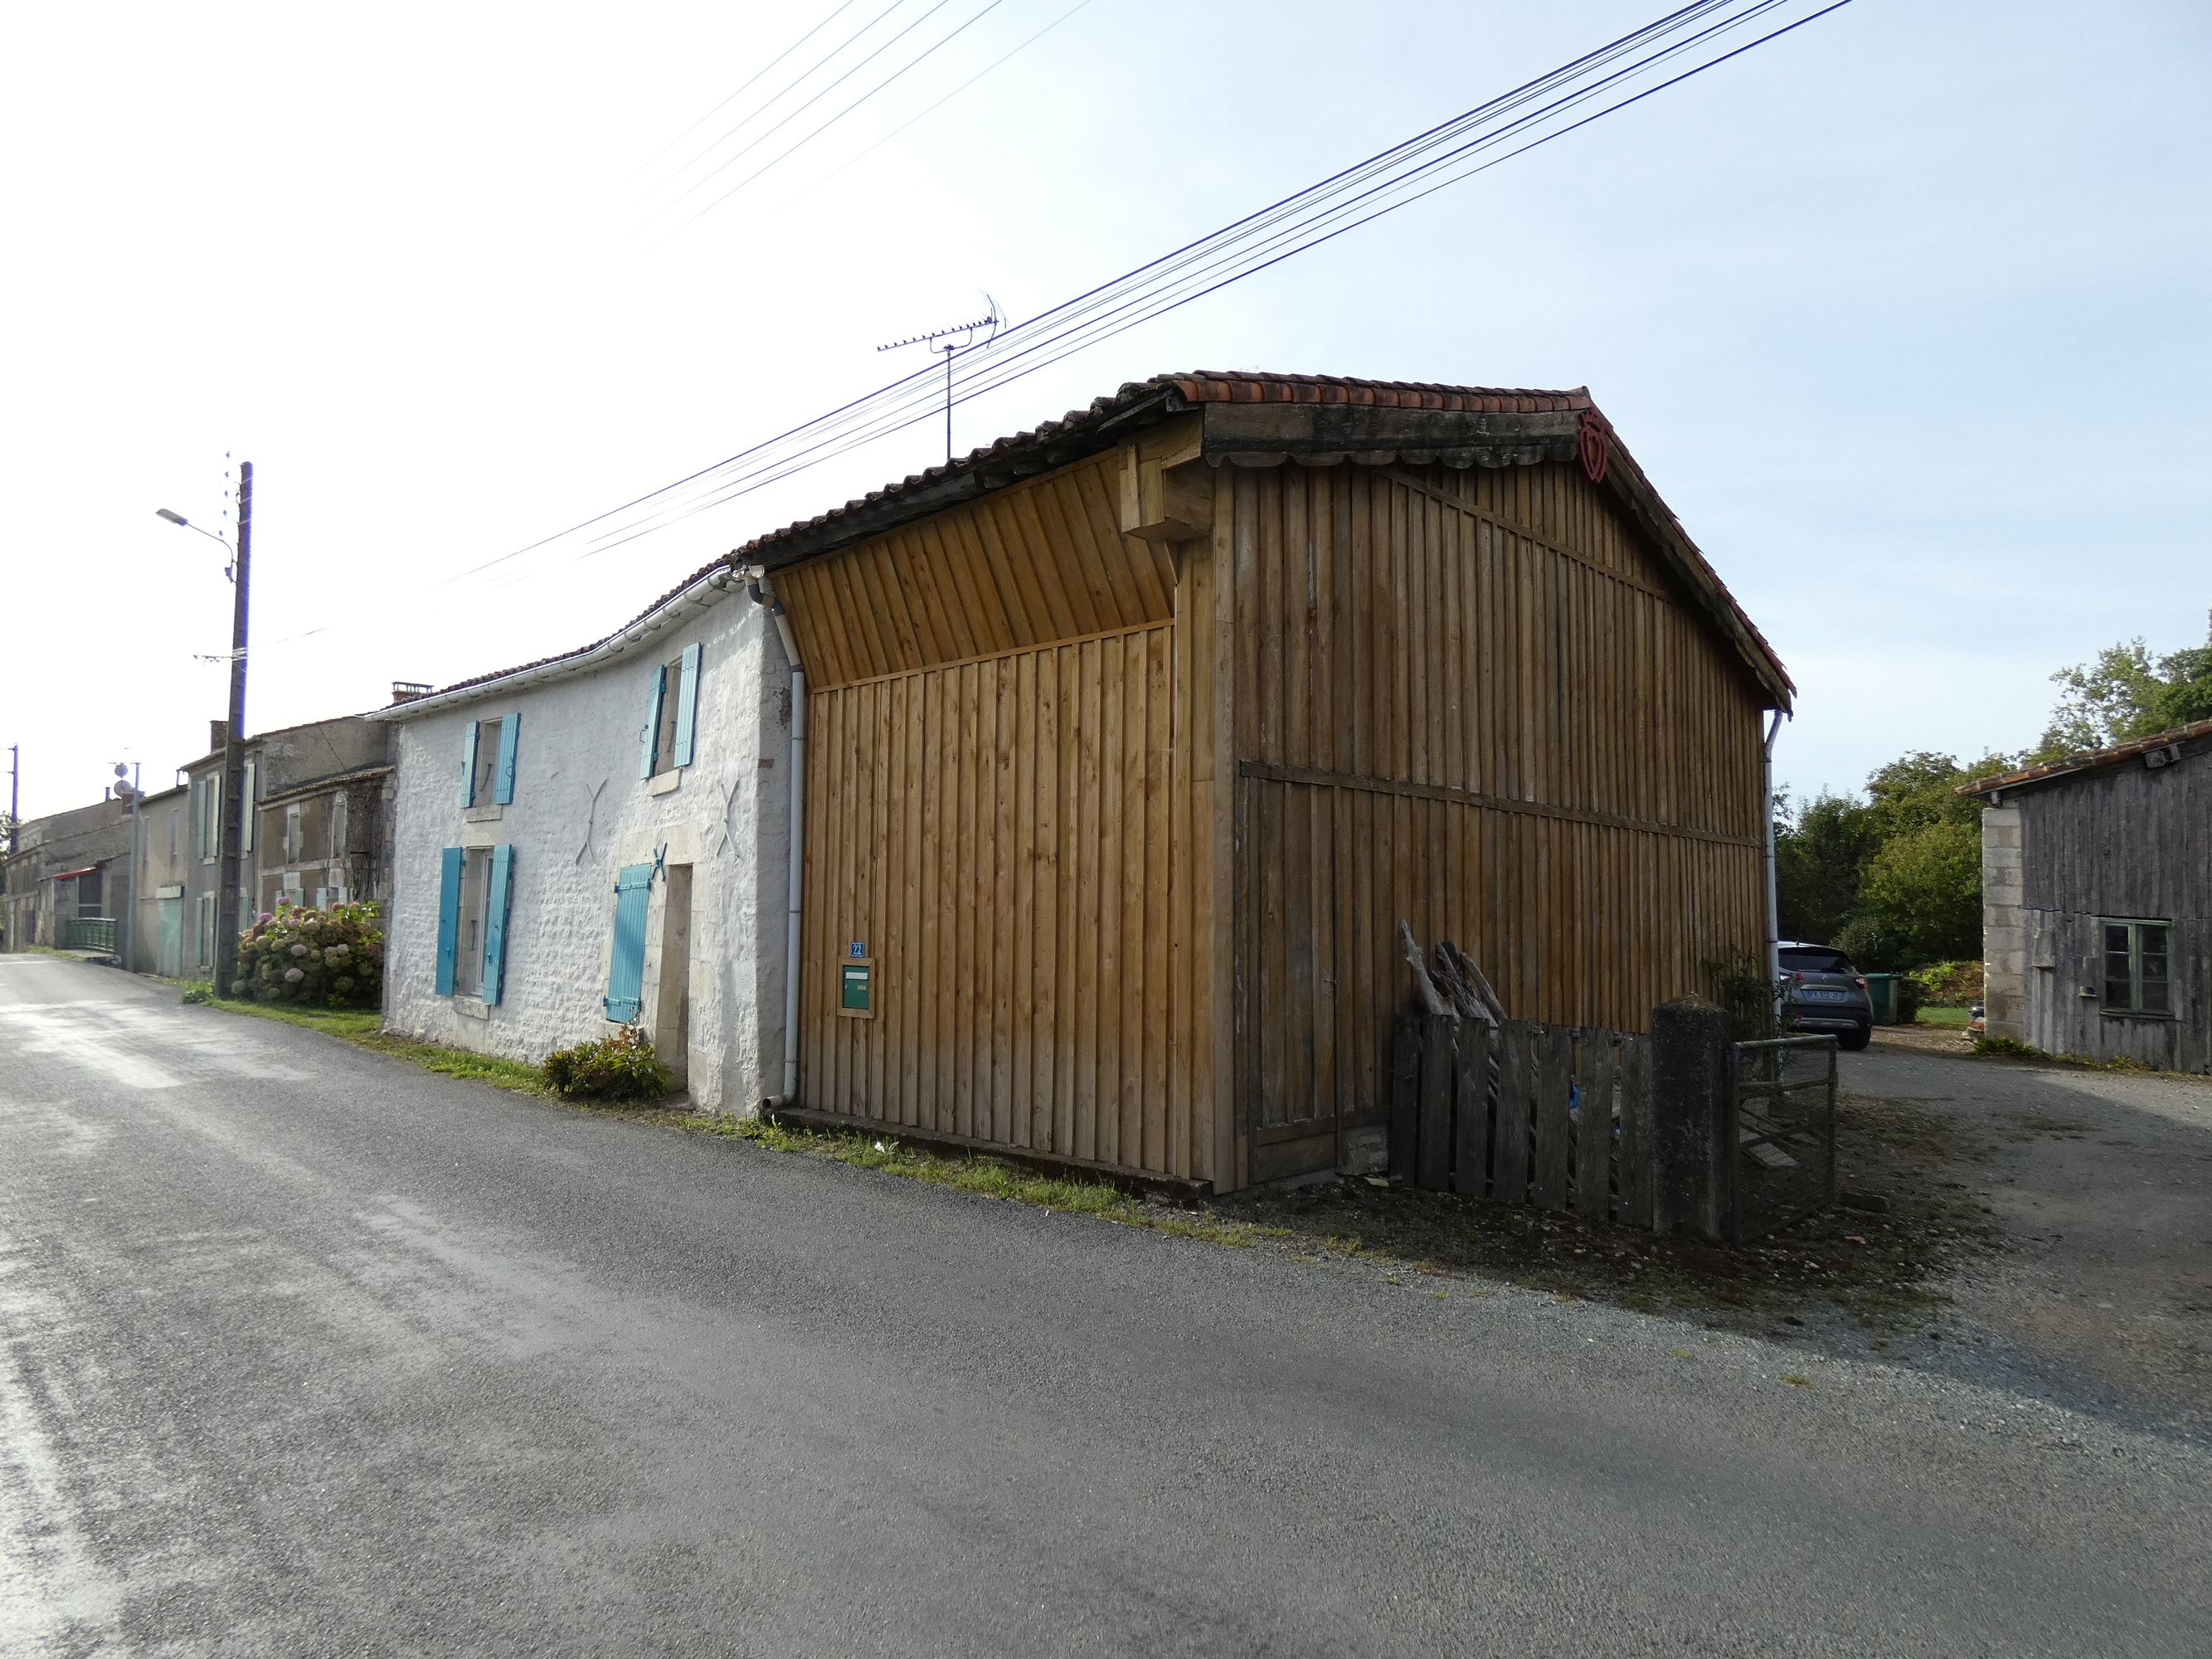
[1577,408,1611,484]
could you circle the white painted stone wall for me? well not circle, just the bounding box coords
[383,591,792,1112]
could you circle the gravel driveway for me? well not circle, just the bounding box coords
[1848,1034,2212,1439]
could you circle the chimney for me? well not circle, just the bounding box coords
[390,681,435,705]
[210,718,229,752]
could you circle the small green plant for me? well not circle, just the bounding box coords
[1702,952,1777,1040]
[233,902,385,1009]
[179,980,216,1005]
[1973,1034,2041,1060]
[543,1024,673,1102]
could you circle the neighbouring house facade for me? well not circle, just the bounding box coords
[178,712,396,981]
[1967,718,2211,1073]
[3,795,134,954]
[376,572,792,1109]
[129,782,190,975]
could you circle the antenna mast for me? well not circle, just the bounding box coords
[878,302,999,464]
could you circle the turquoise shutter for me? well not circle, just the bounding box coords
[673,642,701,768]
[482,844,515,1005]
[640,667,665,778]
[434,846,464,995]
[602,864,653,1022]
[460,720,480,806]
[493,713,521,805]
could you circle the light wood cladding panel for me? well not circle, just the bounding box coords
[800,626,1202,1178]
[775,450,1177,690]
[1229,459,1770,1159]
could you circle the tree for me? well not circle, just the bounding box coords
[2035,614,2212,759]
[1774,790,1877,945]
[1854,819,1983,966]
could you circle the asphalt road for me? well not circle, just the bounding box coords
[2,955,2206,1658]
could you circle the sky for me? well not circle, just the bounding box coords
[3,0,2207,821]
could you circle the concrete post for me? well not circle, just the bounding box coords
[1650,999,1737,1243]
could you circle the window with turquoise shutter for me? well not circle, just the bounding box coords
[673,642,701,767]
[434,846,464,995]
[493,713,521,805]
[482,845,515,1004]
[603,864,654,1021]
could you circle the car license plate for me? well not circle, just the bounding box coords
[1801,989,1849,1002]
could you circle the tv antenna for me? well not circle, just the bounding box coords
[878,297,1000,464]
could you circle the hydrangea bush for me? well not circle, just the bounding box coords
[232,902,385,1008]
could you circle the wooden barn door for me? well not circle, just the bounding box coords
[800,625,1182,1177]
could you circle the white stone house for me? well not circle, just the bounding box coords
[376,565,794,1110]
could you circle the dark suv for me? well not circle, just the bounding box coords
[1777,941,1874,1050]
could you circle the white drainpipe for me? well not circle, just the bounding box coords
[1763,708,1787,994]
[749,572,805,1107]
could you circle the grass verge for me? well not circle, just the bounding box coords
[1915,1006,1970,1029]
[192,995,547,1092]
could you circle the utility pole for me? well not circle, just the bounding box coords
[214,461,253,996]
[6,743,17,854]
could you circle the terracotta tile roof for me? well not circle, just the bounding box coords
[392,370,1789,713]
[727,372,1596,567]
[1961,717,2212,797]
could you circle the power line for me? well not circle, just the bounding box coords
[574,2,1758,557]
[648,0,960,221]
[633,0,868,177]
[654,0,1018,241]
[257,0,1855,658]
[813,0,1103,189]
[576,1,1812,551]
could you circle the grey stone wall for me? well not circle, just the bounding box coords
[1981,805,2024,1042]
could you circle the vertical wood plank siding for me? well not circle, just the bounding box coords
[791,450,1208,1180]
[1231,461,1769,1175]
[785,442,1772,1190]
[2010,749,2210,1072]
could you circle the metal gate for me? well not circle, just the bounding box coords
[1732,1035,1838,1239]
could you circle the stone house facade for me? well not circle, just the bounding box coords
[178,713,395,980]
[3,795,134,952]
[376,566,792,1111]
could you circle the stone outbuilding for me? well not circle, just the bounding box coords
[1966,717,2210,1072]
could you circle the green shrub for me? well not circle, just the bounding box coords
[1894,976,1924,1023]
[1908,960,1985,1006]
[1702,952,1777,1041]
[232,902,385,1009]
[543,1025,673,1102]
[179,980,215,1005]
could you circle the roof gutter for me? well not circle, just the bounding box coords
[369,565,746,722]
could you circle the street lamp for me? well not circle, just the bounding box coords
[158,465,252,994]
[155,508,236,578]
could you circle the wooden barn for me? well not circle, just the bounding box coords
[741,372,1793,1190]
[1967,718,2212,1073]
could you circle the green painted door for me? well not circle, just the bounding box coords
[157,896,183,979]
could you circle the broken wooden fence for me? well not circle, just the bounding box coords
[1388,1014,1656,1230]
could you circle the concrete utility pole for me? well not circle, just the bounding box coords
[214,462,253,995]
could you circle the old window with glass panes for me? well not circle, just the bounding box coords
[2100,919,2170,1015]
